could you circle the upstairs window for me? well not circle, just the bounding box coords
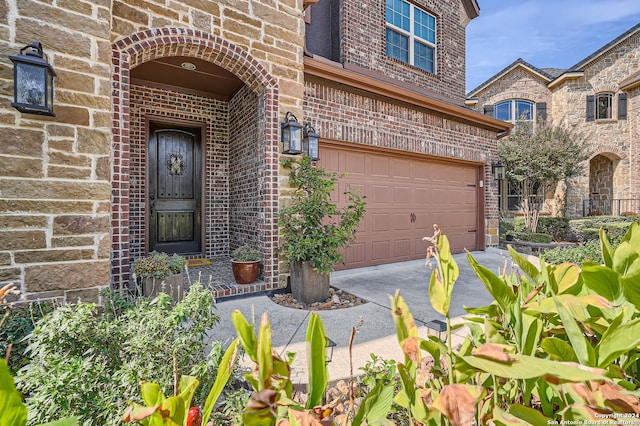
[385,0,436,73]
[494,99,534,124]
[596,93,612,120]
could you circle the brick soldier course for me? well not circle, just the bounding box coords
[0,0,509,302]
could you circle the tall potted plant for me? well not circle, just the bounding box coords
[279,155,366,303]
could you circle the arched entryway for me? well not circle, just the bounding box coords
[110,28,279,289]
[588,152,619,215]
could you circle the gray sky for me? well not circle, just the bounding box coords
[466,0,640,93]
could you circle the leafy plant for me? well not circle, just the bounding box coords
[17,283,221,426]
[1,298,57,375]
[133,251,186,279]
[499,122,590,233]
[279,155,366,274]
[231,245,261,262]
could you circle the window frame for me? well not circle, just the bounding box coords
[493,99,535,124]
[385,0,437,74]
[595,92,613,120]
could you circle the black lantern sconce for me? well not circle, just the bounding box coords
[281,111,303,155]
[491,161,505,181]
[9,41,56,117]
[303,122,320,161]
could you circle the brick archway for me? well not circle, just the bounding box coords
[111,28,279,289]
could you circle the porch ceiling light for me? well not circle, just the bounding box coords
[281,111,303,155]
[9,41,56,117]
[303,122,320,161]
[492,161,505,181]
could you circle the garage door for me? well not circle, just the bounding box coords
[320,143,483,270]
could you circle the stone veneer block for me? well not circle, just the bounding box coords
[25,260,110,292]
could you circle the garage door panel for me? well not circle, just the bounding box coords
[344,151,367,175]
[372,241,390,260]
[393,212,411,230]
[372,213,391,231]
[321,144,481,269]
[344,243,366,264]
[394,186,410,203]
[394,239,411,257]
[371,157,390,176]
[371,185,393,203]
[391,158,412,179]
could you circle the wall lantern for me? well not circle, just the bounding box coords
[491,161,505,181]
[325,337,337,364]
[303,122,320,161]
[281,111,303,155]
[9,41,56,116]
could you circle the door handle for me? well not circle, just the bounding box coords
[149,192,155,215]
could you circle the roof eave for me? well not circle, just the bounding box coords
[548,71,584,89]
[467,60,552,98]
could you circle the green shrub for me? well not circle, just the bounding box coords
[17,283,222,426]
[0,301,57,375]
[523,232,553,243]
[568,216,639,242]
[536,216,570,241]
[541,239,603,265]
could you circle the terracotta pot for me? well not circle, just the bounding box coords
[142,272,185,301]
[231,260,260,284]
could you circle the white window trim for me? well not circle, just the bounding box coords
[385,1,436,73]
[495,99,535,124]
[595,92,613,120]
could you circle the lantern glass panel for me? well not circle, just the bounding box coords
[289,126,302,153]
[16,63,46,107]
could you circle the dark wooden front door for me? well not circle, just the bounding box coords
[148,123,202,254]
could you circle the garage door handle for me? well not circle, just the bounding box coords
[410,213,416,223]
[468,229,476,232]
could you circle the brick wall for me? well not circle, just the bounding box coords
[340,0,468,101]
[129,84,230,263]
[112,29,281,289]
[229,86,262,255]
[303,79,501,246]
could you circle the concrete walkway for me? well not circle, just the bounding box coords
[206,247,510,385]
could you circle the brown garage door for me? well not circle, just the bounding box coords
[320,142,483,270]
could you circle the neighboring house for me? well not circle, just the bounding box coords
[0,0,509,302]
[466,24,640,218]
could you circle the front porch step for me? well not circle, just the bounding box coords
[183,257,271,299]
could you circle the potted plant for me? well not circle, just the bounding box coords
[231,245,262,284]
[132,251,186,301]
[279,155,366,303]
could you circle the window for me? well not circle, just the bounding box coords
[385,0,436,73]
[494,99,534,124]
[595,93,612,120]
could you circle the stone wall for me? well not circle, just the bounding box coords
[469,31,640,219]
[0,0,112,302]
[0,0,304,299]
